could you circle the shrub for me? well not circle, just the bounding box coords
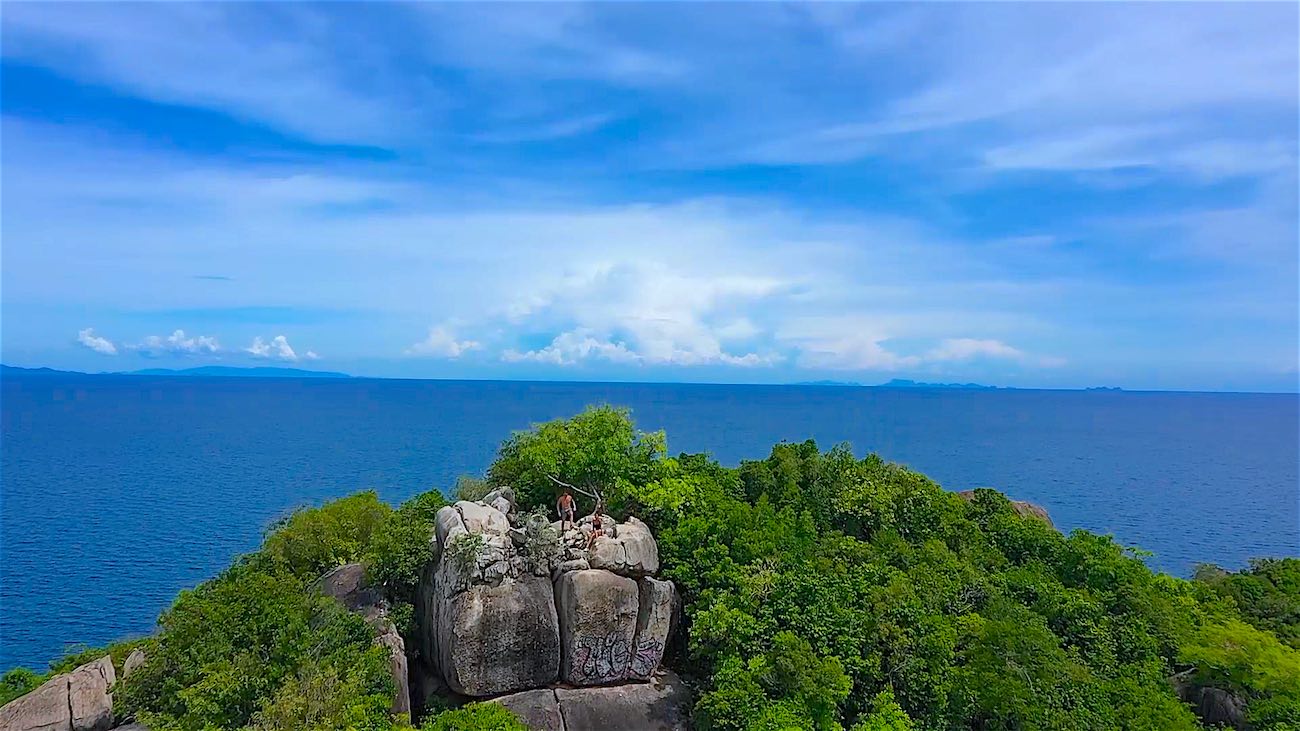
[366,489,447,605]
[262,491,392,579]
[445,532,484,576]
[0,667,42,706]
[421,703,527,731]
[115,561,391,731]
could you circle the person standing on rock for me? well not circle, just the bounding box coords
[557,488,576,531]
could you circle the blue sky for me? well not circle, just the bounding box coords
[1,3,1296,391]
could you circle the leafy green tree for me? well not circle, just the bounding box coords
[487,405,666,515]
[366,488,447,607]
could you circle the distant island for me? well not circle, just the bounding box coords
[1,364,351,379]
[794,378,1124,392]
[794,378,1000,390]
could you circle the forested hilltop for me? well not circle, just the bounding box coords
[4,406,1298,730]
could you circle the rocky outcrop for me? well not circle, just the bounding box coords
[0,656,115,731]
[315,562,411,716]
[956,489,1054,529]
[492,669,690,731]
[415,489,679,700]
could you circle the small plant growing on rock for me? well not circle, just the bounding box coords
[522,507,561,572]
[445,532,484,575]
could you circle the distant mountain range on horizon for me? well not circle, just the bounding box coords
[1,364,352,379]
[2,364,1129,390]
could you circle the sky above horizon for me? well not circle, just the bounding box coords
[2,3,1297,391]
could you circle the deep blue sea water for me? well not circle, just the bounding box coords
[2,373,1297,670]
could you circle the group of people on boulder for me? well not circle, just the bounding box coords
[555,487,605,551]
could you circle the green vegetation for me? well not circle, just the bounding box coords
[4,406,1298,731]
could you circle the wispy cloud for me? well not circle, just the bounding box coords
[406,326,482,358]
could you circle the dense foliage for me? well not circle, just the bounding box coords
[4,406,1297,731]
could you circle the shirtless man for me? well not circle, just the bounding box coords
[556,489,576,531]
[586,500,606,551]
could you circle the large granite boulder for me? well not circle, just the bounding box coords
[492,669,690,731]
[455,500,510,536]
[121,650,146,680]
[556,569,639,686]
[435,575,560,696]
[630,577,675,681]
[584,517,659,576]
[0,656,115,731]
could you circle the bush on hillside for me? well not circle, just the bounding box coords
[262,490,392,578]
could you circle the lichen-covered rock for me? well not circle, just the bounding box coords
[437,575,560,696]
[455,501,509,536]
[556,569,639,686]
[630,577,674,681]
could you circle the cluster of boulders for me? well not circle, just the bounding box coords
[414,488,685,726]
[0,653,145,731]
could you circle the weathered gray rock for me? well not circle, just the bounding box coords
[455,501,509,536]
[556,569,639,686]
[618,518,660,576]
[0,656,117,731]
[0,672,71,731]
[491,689,564,731]
[68,656,115,731]
[555,669,691,731]
[121,649,145,679]
[438,575,560,696]
[435,505,468,551]
[375,621,411,717]
[630,578,674,681]
[314,562,382,611]
[587,535,629,573]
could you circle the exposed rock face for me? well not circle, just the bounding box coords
[492,669,691,731]
[557,570,639,685]
[415,490,679,699]
[436,576,560,696]
[0,656,115,731]
[630,578,675,681]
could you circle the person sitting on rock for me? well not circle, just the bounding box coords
[587,509,605,548]
[556,488,576,531]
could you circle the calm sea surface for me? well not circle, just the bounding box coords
[2,374,1297,670]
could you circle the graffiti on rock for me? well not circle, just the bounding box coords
[629,638,664,679]
[571,632,632,683]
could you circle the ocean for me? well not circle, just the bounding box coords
[2,373,1297,671]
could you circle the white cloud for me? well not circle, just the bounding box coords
[245,335,304,362]
[503,330,640,366]
[76,328,118,355]
[304,350,320,361]
[132,329,221,357]
[926,338,1025,362]
[406,326,482,358]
